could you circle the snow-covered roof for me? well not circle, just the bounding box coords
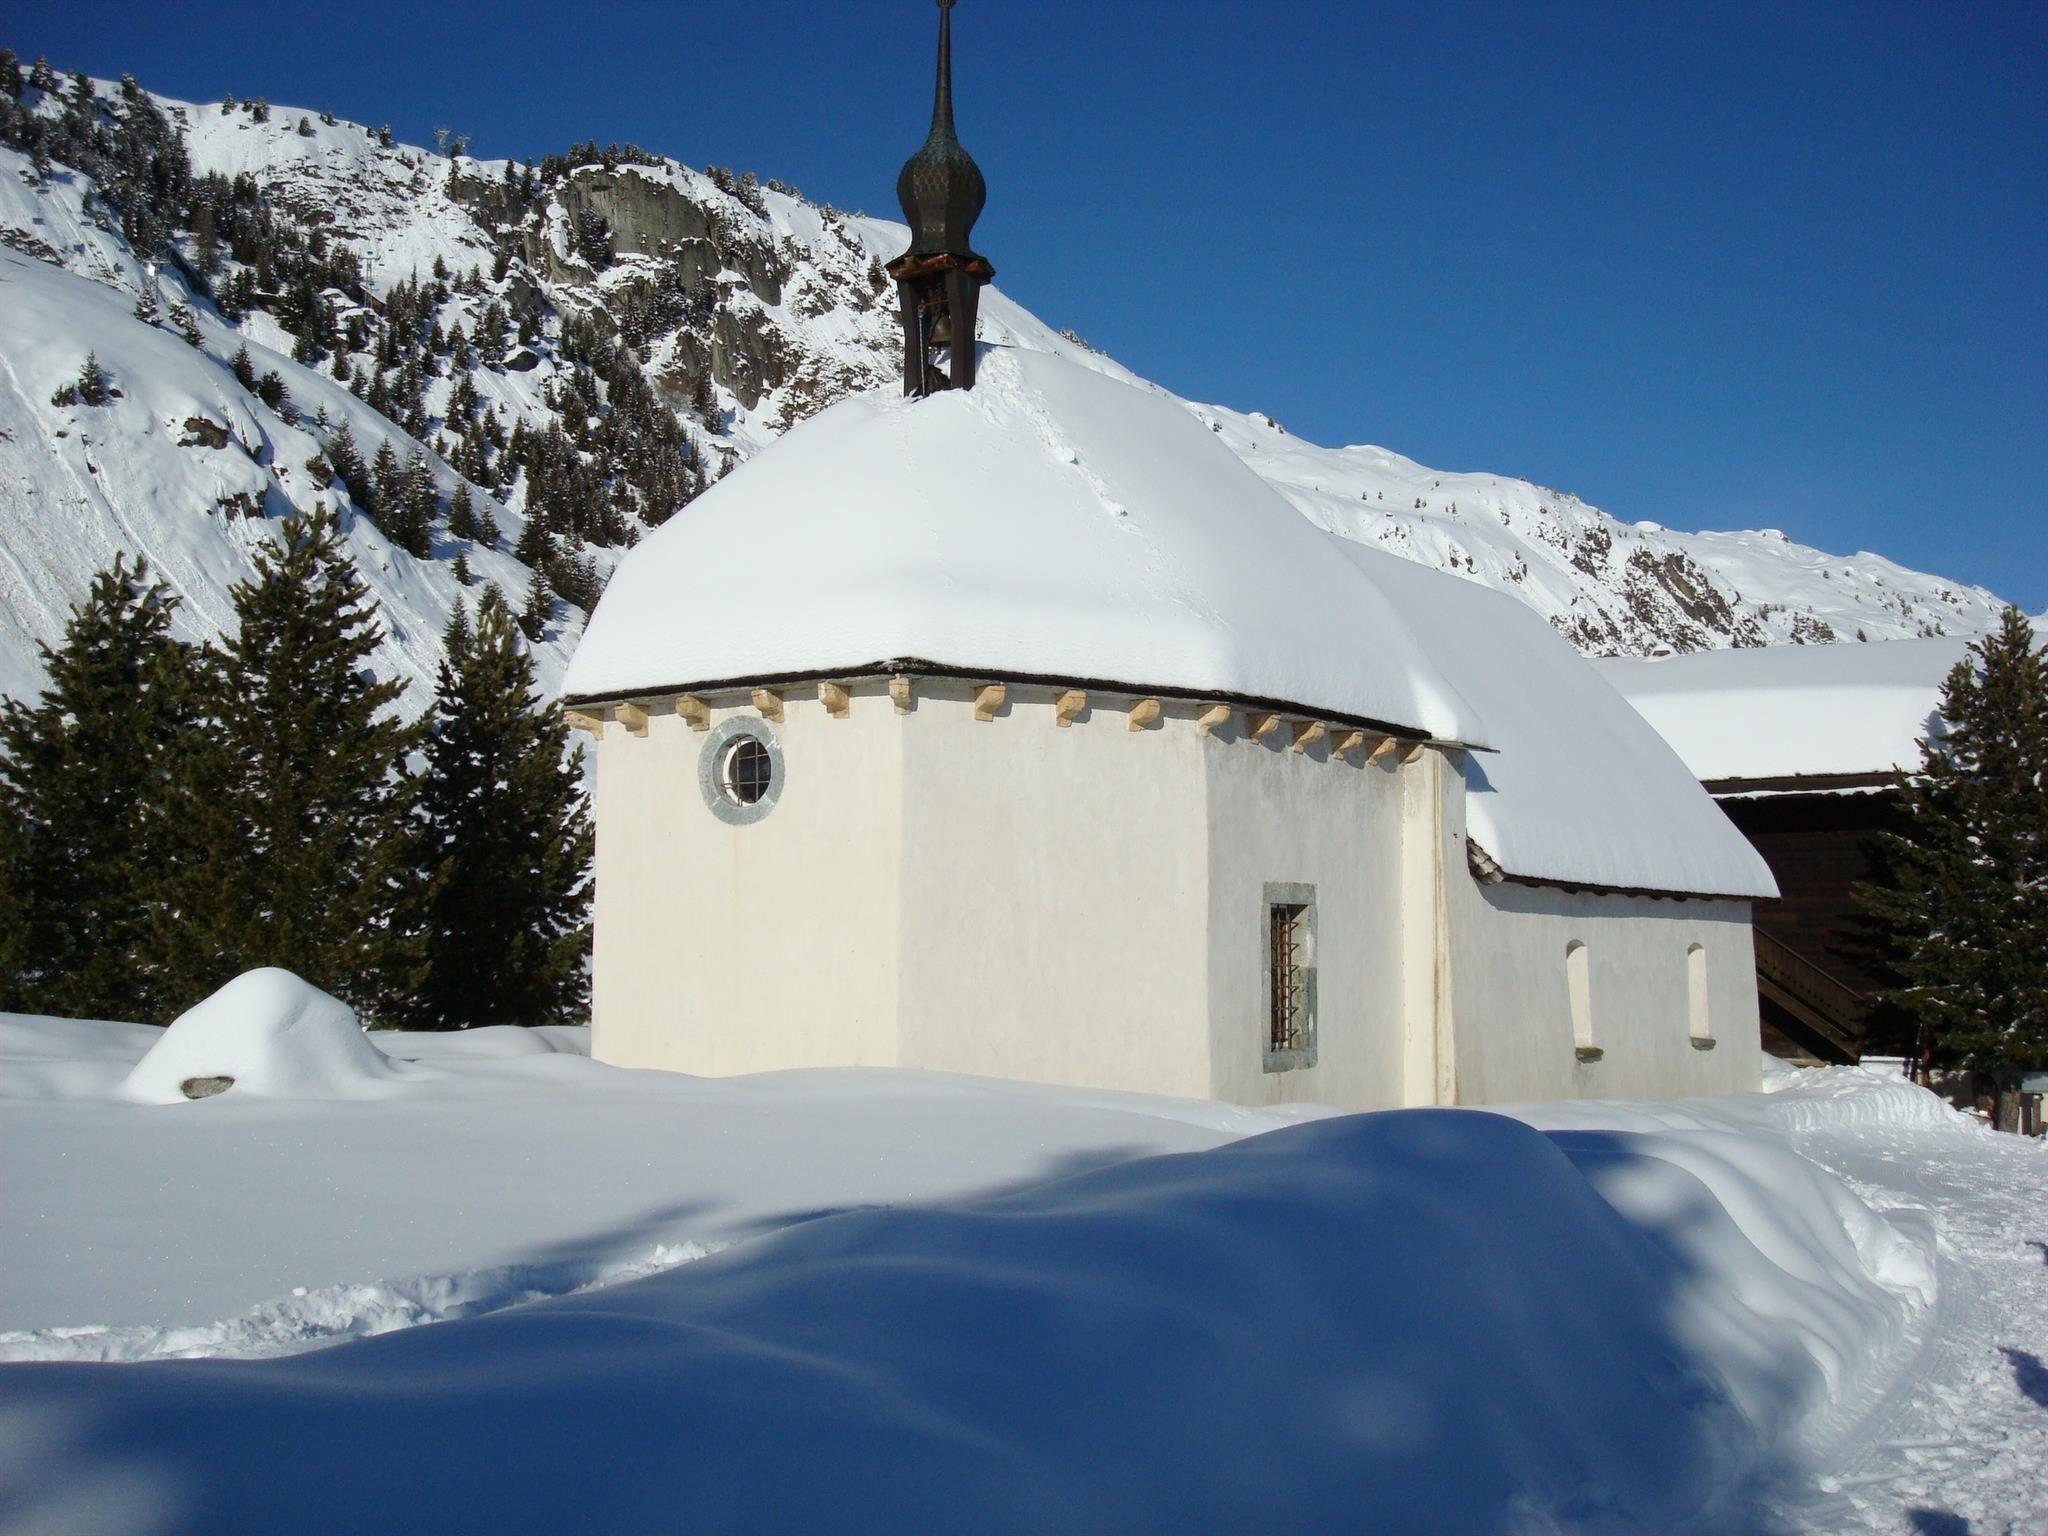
[1323,542,1778,899]
[1592,639,1973,786]
[568,347,1491,744]
[571,347,1773,897]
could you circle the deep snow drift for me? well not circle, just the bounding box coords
[6,1015,2038,1534]
[0,1109,1910,1536]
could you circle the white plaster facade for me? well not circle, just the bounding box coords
[587,676,1762,1109]
[569,345,1773,1111]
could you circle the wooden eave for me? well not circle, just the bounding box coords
[1466,835,1755,906]
[1703,771,1900,799]
[561,657,1485,754]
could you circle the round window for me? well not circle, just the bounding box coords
[718,734,774,806]
[697,717,784,825]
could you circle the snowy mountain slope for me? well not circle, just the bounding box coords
[1201,409,2008,654]
[0,233,570,712]
[0,68,2014,713]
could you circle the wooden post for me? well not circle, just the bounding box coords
[674,695,710,732]
[890,675,914,714]
[1247,712,1280,741]
[752,687,784,723]
[564,710,604,739]
[614,703,650,738]
[1333,729,1366,761]
[1196,703,1230,737]
[1054,689,1087,727]
[1290,720,1326,753]
[818,681,850,719]
[1128,698,1162,732]
[973,683,1007,722]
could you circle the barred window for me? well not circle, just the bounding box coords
[698,717,784,826]
[718,735,774,806]
[1263,884,1317,1072]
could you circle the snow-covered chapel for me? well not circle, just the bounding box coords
[559,0,1777,1109]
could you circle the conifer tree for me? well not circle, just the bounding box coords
[76,352,112,405]
[132,288,160,326]
[447,483,478,541]
[517,569,552,642]
[148,508,420,1018]
[398,587,590,1027]
[230,344,257,391]
[383,448,436,558]
[0,559,199,1019]
[1858,608,2048,1130]
[256,369,291,415]
[369,437,402,514]
[326,419,367,502]
[474,494,502,552]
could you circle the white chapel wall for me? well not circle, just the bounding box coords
[589,685,906,1075]
[893,684,1214,1098]
[586,675,1764,1112]
[1199,726,1415,1110]
[1445,874,1762,1104]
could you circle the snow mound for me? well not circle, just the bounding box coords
[0,1109,1927,1533]
[121,969,398,1104]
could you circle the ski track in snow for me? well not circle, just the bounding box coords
[0,1241,719,1365]
[1772,1093,2048,1534]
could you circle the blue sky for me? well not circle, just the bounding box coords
[14,1,2046,608]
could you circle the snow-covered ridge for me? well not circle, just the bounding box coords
[0,71,2015,714]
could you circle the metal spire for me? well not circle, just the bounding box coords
[888,0,995,394]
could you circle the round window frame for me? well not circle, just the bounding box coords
[698,716,785,825]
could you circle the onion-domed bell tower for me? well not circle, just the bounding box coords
[888,0,994,396]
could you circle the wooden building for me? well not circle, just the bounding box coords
[1597,640,1973,1062]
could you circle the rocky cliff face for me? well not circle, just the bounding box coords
[0,67,2013,712]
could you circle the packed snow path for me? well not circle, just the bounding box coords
[1774,1080,2048,1535]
